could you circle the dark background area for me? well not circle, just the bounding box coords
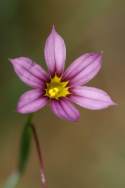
[0,0,124,187]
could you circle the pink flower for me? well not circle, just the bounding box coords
[10,26,116,122]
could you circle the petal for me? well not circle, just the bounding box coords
[63,52,102,86]
[70,86,116,110]
[44,26,66,75]
[51,98,80,122]
[17,89,48,113]
[10,57,48,88]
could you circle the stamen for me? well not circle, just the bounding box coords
[45,75,70,99]
[48,87,59,97]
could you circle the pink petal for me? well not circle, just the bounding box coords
[17,89,48,113]
[51,98,80,122]
[44,26,66,75]
[70,86,116,110]
[10,57,48,88]
[63,52,102,86]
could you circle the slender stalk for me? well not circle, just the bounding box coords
[30,123,48,188]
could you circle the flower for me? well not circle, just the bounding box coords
[10,26,116,122]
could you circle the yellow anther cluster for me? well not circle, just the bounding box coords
[45,75,70,99]
[48,87,59,97]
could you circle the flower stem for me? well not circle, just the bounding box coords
[30,123,48,188]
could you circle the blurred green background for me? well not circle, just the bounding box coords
[0,0,124,187]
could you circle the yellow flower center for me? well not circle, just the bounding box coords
[45,75,70,99]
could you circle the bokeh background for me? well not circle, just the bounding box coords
[0,0,124,187]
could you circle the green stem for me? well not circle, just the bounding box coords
[4,114,48,188]
[30,121,48,188]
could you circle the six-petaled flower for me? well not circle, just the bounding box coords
[10,26,116,122]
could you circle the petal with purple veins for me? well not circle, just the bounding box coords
[10,57,48,88]
[44,26,66,75]
[51,98,80,122]
[17,89,48,113]
[51,100,67,120]
[63,52,102,86]
[70,86,116,110]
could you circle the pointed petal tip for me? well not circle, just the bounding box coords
[9,58,21,67]
[52,24,56,30]
[9,58,15,65]
[102,100,117,109]
[16,107,26,114]
[51,25,56,33]
[8,58,13,61]
[111,101,118,106]
[86,52,103,61]
[73,115,80,122]
[95,51,103,58]
[106,96,117,107]
[16,104,26,114]
[17,106,32,114]
[67,111,80,122]
[94,52,103,63]
[9,57,24,65]
[93,51,103,55]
